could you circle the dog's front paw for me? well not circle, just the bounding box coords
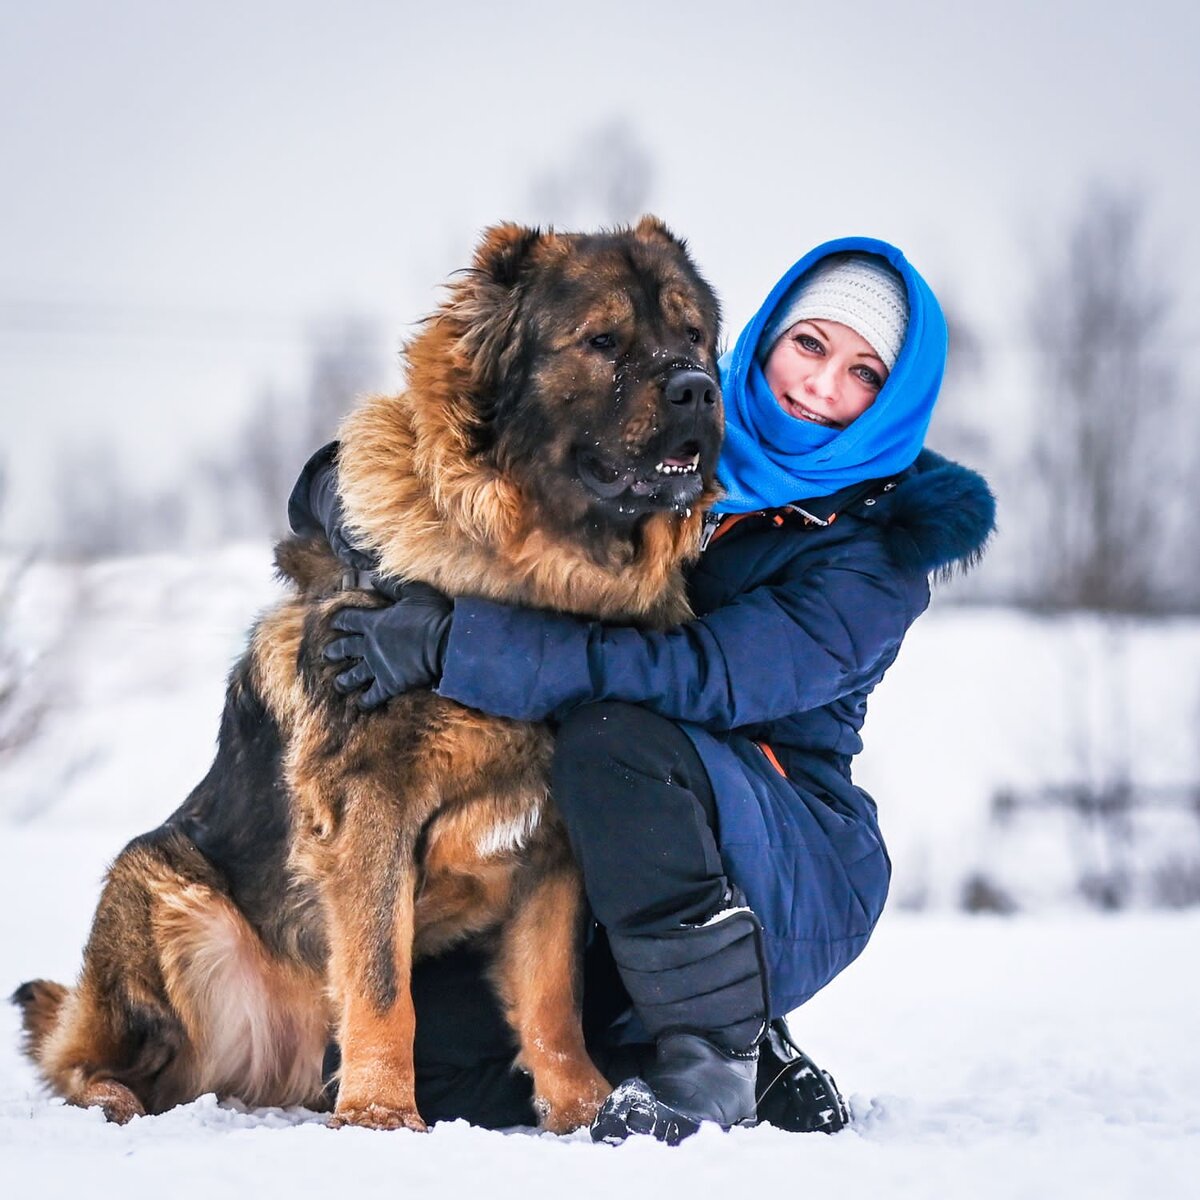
[535,1070,611,1134]
[330,1101,427,1132]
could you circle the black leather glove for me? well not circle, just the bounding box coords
[323,581,454,710]
[288,442,378,573]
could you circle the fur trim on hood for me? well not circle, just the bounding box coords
[861,449,996,580]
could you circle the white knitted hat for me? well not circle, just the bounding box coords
[758,253,910,371]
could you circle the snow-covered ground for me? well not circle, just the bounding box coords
[1,548,1199,1196]
[3,830,1197,1198]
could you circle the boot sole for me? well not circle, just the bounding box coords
[756,1043,850,1133]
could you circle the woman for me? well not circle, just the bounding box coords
[292,237,996,1142]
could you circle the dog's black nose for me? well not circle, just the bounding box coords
[664,369,718,407]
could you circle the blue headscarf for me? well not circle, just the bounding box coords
[713,237,947,514]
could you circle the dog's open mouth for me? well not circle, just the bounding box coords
[654,451,702,477]
[577,443,704,508]
[634,442,702,496]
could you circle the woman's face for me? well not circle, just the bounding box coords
[762,319,888,429]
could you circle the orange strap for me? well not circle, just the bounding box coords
[755,741,787,778]
[708,506,830,549]
[706,511,757,547]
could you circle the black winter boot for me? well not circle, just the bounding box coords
[755,1018,849,1134]
[591,906,768,1145]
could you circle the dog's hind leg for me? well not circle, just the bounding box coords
[493,856,610,1134]
[17,829,328,1122]
[13,977,153,1124]
[12,978,149,1123]
[13,836,198,1123]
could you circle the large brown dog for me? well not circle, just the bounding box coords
[14,217,723,1133]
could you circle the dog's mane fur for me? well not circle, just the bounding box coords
[335,224,716,628]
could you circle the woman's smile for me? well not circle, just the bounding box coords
[777,394,845,428]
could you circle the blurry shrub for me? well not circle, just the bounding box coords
[1149,852,1200,909]
[0,554,49,763]
[198,316,384,542]
[960,873,1018,915]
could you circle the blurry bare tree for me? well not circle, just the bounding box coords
[54,449,188,557]
[50,317,385,555]
[526,119,655,227]
[1024,187,1188,613]
[985,189,1200,910]
[199,316,384,541]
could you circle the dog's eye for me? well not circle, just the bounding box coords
[686,327,703,345]
[587,333,616,351]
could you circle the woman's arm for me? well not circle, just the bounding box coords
[298,447,928,728]
[288,441,378,572]
[438,549,927,730]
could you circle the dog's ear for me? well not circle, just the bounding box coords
[633,214,720,347]
[450,223,544,400]
[473,222,543,287]
[634,214,688,251]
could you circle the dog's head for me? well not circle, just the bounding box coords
[424,216,723,532]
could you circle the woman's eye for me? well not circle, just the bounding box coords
[795,334,823,353]
[587,333,616,350]
[852,365,884,388]
[686,326,702,345]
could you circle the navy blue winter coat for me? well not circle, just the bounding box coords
[437,449,995,1016]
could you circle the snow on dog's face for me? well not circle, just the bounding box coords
[451,217,724,533]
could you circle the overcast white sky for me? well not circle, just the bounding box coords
[3,0,1198,544]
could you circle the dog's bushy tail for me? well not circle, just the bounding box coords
[11,979,68,1064]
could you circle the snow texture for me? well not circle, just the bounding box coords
[2,833,1196,1198]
